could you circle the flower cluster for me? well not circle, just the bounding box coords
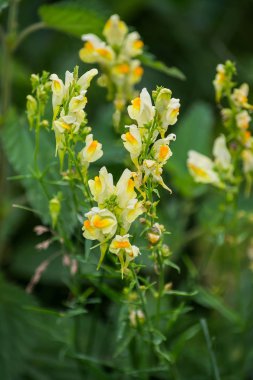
[26,71,51,130]
[79,14,144,128]
[81,86,180,275]
[82,167,144,275]
[189,61,253,193]
[187,135,233,188]
[50,67,103,172]
[121,87,180,192]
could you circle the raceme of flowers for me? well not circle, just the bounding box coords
[121,87,180,192]
[50,67,104,172]
[79,14,144,128]
[188,61,253,192]
[187,134,233,188]
[82,86,180,275]
[82,167,144,276]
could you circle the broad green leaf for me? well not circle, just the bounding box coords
[166,101,214,198]
[0,274,38,380]
[39,2,106,38]
[140,53,186,80]
[1,110,78,236]
[1,110,51,224]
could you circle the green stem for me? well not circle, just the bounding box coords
[1,0,19,117]
[12,22,46,51]
[130,267,153,342]
[156,249,164,325]
[200,319,221,380]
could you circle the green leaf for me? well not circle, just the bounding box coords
[1,110,51,224]
[0,274,38,380]
[195,287,243,325]
[0,0,8,13]
[39,2,106,38]
[1,110,78,236]
[140,53,186,80]
[166,101,214,198]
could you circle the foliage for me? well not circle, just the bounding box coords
[1,1,253,379]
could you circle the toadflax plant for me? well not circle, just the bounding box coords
[79,14,144,130]
[24,13,188,376]
[187,61,253,281]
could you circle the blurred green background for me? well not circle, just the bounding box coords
[1,0,253,379]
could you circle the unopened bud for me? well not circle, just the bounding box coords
[161,244,171,257]
[147,223,164,245]
[147,231,160,245]
[154,87,172,114]
[26,95,37,128]
[164,282,173,292]
[40,119,49,128]
[49,193,61,229]
[129,309,145,327]
[31,74,40,87]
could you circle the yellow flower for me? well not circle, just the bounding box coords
[143,159,172,192]
[68,92,87,113]
[121,125,142,165]
[187,151,220,185]
[128,88,155,127]
[109,234,132,253]
[77,68,98,91]
[129,60,144,85]
[152,133,176,164]
[165,98,180,126]
[103,14,128,47]
[88,166,115,206]
[80,34,115,64]
[122,32,144,57]
[242,150,253,173]
[50,73,65,112]
[82,207,117,242]
[121,199,144,232]
[116,169,137,208]
[109,234,140,277]
[213,64,226,102]
[213,134,231,170]
[232,83,249,108]
[79,134,103,164]
[236,110,251,130]
[53,115,77,134]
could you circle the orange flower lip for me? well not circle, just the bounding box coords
[93,215,112,229]
[159,145,169,160]
[133,40,143,49]
[188,163,209,179]
[132,97,141,110]
[87,140,98,153]
[116,63,130,74]
[61,122,71,131]
[84,41,94,51]
[125,131,137,144]
[133,66,143,77]
[114,241,131,249]
[83,220,91,229]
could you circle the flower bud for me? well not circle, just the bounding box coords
[154,88,172,114]
[31,74,40,88]
[129,309,145,327]
[49,194,61,229]
[161,244,171,257]
[147,223,165,245]
[26,95,37,128]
